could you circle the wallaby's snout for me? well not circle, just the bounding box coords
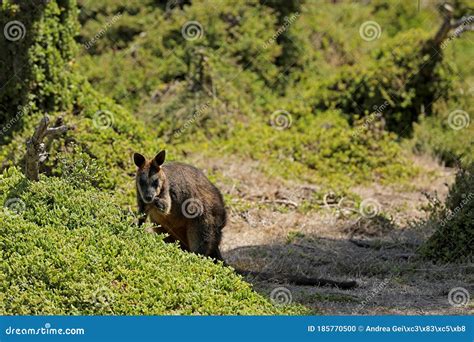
[143,193,154,203]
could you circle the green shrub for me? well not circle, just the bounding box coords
[1,0,471,316]
[410,58,473,167]
[295,28,454,134]
[420,164,474,263]
[0,0,79,135]
[0,0,159,207]
[177,110,417,193]
[0,84,161,207]
[0,168,305,315]
[411,114,473,167]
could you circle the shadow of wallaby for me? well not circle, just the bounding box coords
[223,229,427,283]
[222,238,361,290]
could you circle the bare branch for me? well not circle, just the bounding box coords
[433,4,474,48]
[433,3,454,47]
[45,125,69,138]
[451,15,474,30]
[260,199,299,208]
[25,115,70,181]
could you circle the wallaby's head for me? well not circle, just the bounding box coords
[133,150,166,204]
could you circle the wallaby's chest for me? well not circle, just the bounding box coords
[145,204,189,247]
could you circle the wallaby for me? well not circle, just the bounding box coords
[133,151,357,289]
[133,150,226,260]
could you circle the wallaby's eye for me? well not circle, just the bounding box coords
[152,180,159,187]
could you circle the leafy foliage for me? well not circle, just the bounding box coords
[0,168,304,314]
[421,164,474,263]
[0,0,79,137]
[74,0,432,190]
[295,29,453,134]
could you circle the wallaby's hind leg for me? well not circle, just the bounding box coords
[208,247,224,263]
[186,219,223,260]
[186,224,212,256]
[208,220,225,262]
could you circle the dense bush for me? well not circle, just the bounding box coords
[0,168,304,315]
[0,83,160,206]
[295,29,453,134]
[0,0,79,138]
[0,1,164,207]
[421,164,474,263]
[410,43,473,167]
[411,114,473,167]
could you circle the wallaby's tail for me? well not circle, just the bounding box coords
[233,268,357,289]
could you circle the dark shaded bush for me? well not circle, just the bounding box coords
[301,29,453,135]
[0,0,79,138]
[421,164,474,263]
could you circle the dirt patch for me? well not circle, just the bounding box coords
[189,153,472,314]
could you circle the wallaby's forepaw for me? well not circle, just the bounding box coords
[138,215,147,226]
[154,198,170,214]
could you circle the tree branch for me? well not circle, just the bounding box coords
[433,4,473,48]
[25,115,70,181]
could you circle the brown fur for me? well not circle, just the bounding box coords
[134,151,226,259]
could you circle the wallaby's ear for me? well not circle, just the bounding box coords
[133,153,146,168]
[153,150,166,167]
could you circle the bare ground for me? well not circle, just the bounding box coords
[190,154,473,315]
